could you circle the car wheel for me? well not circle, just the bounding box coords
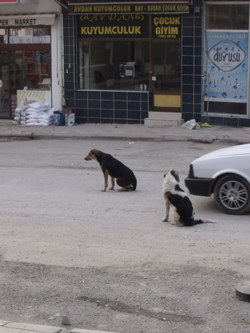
[214,174,250,215]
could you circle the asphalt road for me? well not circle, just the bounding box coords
[0,139,250,333]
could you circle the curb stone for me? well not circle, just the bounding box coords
[0,321,119,333]
[0,122,249,146]
[0,133,241,145]
[238,138,250,144]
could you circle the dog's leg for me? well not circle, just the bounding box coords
[116,177,130,191]
[118,187,130,192]
[162,198,170,222]
[169,206,176,225]
[110,177,115,190]
[175,213,183,226]
[102,171,109,192]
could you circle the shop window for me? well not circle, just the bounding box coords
[204,4,249,116]
[1,27,51,44]
[0,26,51,118]
[206,5,249,30]
[0,29,8,44]
[9,50,51,91]
[78,40,149,90]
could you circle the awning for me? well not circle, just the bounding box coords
[0,14,56,27]
[0,0,18,3]
[54,0,68,9]
[68,0,191,15]
[68,0,191,2]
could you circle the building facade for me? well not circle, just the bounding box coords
[62,0,250,127]
[1,1,250,128]
[0,0,64,118]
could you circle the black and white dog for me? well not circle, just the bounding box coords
[162,169,210,227]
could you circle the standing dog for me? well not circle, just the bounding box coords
[85,149,137,192]
[162,169,207,227]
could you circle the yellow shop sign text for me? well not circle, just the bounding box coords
[70,4,189,15]
[81,26,141,35]
[153,15,181,38]
[73,5,132,13]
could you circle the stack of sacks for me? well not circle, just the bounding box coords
[13,105,29,125]
[37,108,55,126]
[25,102,49,126]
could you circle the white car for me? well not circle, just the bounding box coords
[185,143,250,215]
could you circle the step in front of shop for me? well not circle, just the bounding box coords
[144,112,184,127]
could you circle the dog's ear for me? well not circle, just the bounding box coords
[170,169,180,182]
[90,149,98,156]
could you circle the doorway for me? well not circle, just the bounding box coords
[151,42,181,112]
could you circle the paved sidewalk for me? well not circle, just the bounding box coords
[0,320,118,333]
[0,120,250,144]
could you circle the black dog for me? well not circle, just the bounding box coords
[85,149,137,192]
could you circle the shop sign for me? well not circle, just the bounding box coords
[205,31,248,103]
[70,3,189,15]
[77,14,148,38]
[0,14,56,27]
[152,15,181,38]
[17,90,51,108]
[0,0,18,3]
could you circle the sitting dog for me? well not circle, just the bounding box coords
[85,149,137,192]
[162,169,207,227]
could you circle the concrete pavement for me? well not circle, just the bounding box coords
[1,120,250,144]
[0,320,118,333]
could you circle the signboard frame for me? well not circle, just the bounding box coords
[69,2,190,15]
[0,0,18,4]
[205,30,248,104]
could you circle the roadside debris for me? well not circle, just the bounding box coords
[201,122,211,128]
[236,280,250,302]
[61,316,71,325]
[182,119,211,130]
[182,119,200,130]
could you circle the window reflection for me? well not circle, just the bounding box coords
[206,5,249,30]
[78,40,149,90]
[10,50,51,92]
[0,29,8,44]
[153,43,181,93]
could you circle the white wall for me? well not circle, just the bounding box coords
[0,0,64,110]
[0,0,60,14]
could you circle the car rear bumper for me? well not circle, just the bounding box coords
[184,177,214,197]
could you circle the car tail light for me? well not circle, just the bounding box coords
[188,164,195,178]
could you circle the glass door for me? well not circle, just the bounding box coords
[152,42,181,112]
[0,51,10,118]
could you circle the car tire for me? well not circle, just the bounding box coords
[214,174,250,215]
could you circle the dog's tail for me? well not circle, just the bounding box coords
[194,219,216,225]
[131,177,137,191]
[193,219,204,225]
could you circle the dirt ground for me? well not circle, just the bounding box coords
[1,256,250,333]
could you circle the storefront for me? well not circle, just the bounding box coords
[2,0,250,127]
[203,0,250,127]
[64,0,193,124]
[62,0,250,127]
[0,0,63,119]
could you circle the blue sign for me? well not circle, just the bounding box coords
[205,31,248,103]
